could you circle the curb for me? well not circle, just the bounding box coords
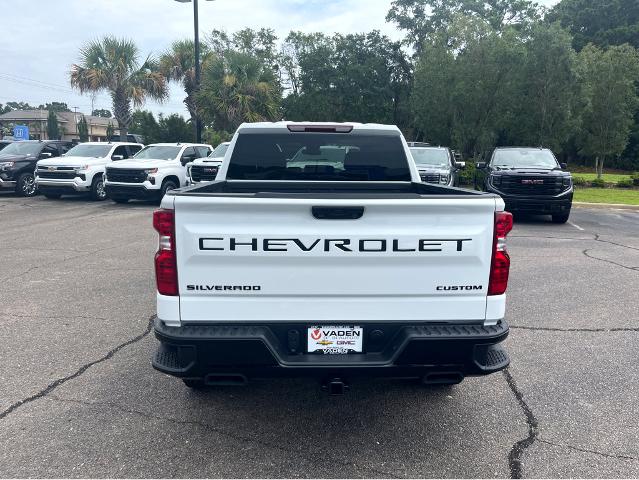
[573,202,639,211]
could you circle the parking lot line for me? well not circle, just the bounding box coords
[567,220,585,231]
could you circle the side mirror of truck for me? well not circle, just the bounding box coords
[560,162,568,170]
[39,152,52,159]
[181,156,195,166]
[455,161,466,170]
[476,162,486,169]
[112,155,124,161]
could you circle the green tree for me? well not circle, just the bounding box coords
[413,16,524,158]
[46,110,60,140]
[130,110,161,144]
[281,31,412,129]
[548,0,639,51]
[159,39,210,126]
[38,102,70,113]
[77,115,89,142]
[70,36,168,141]
[198,50,280,132]
[386,0,541,51]
[508,22,579,150]
[4,101,34,111]
[92,109,112,118]
[106,122,115,139]
[158,113,194,143]
[577,43,639,177]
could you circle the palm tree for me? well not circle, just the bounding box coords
[198,50,281,132]
[159,40,210,125]
[70,36,167,141]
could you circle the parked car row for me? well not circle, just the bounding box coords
[0,139,213,203]
[0,136,573,223]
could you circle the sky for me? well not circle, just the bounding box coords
[0,0,559,119]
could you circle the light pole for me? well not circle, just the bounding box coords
[174,0,214,143]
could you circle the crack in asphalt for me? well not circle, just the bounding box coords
[582,249,639,272]
[46,395,402,479]
[511,325,639,333]
[503,368,539,479]
[537,438,639,462]
[0,241,147,283]
[0,316,154,422]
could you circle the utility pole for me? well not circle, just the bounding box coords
[73,106,79,139]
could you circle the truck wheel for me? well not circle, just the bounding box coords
[44,193,61,199]
[112,197,129,204]
[90,175,107,201]
[16,172,37,197]
[161,179,178,197]
[182,379,205,389]
[552,213,570,224]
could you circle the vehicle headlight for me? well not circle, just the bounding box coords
[439,174,449,184]
[74,164,90,173]
[563,177,572,187]
[145,168,158,175]
[490,174,502,186]
[0,161,15,169]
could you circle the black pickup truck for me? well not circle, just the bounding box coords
[0,140,72,196]
[475,147,573,223]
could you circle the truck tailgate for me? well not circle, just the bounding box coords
[173,195,497,323]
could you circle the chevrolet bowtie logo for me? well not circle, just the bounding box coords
[48,166,56,171]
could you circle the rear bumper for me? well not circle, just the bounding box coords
[152,318,510,380]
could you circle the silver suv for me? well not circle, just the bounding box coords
[409,146,465,187]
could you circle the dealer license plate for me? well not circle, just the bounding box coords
[307,325,363,354]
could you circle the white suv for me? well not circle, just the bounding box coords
[186,142,229,185]
[36,142,143,200]
[104,143,212,203]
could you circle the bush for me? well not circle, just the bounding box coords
[632,172,639,186]
[617,178,635,188]
[572,176,587,186]
[591,178,606,188]
[458,160,477,186]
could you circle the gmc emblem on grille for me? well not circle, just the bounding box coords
[203,168,216,173]
[522,179,544,184]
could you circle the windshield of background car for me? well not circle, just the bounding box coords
[133,146,181,160]
[410,148,450,167]
[64,144,112,158]
[209,143,229,158]
[0,142,41,156]
[492,149,559,168]
[226,132,411,181]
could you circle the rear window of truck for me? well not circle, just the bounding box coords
[226,133,411,181]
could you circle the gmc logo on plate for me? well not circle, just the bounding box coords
[521,179,544,184]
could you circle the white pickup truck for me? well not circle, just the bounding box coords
[151,122,512,393]
[186,141,230,185]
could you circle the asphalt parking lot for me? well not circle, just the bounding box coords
[0,193,638,478]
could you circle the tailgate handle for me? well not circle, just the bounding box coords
[312,206,364,220]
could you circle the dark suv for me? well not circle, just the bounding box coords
[0,140,72,196]
[475,147,573,223]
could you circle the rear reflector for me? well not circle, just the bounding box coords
[488,211,513,296]
[153,209,178,296]
[287,124,353,133]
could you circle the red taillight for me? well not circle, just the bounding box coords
[488,211,513,296]
[153,209,178,296]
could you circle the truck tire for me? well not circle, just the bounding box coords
[552,213,570,224]
[16,172,37,197]
[161,179,178,197]
[89,175,107,201]
[112,197,129,204]
[182,379,205,389]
